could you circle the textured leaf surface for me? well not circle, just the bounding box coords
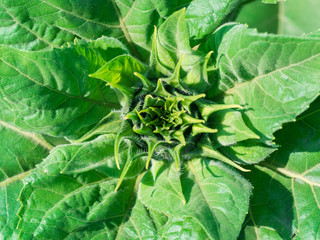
[0,0,162,59]
[0,38,125,138]
[116,199,162,240]
[185,0,240,41]
[159,217,208,240]
[204,24,320,144]
[0,121,50,239]
[241,97,320,239]
[90,55,147,97]
[17,134,149,239]
[139,159,251,240]
[38,134,144,179]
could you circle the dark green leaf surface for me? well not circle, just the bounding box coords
[0,121,50,239]
[204,24,320,144]
[0,0,160,59]
[0,38,125,138]
[241,97,320,239]
[18,172,137,240]
[139,159,251,240]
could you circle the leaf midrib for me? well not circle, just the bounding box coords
[0,170,31,187]
[0,120,53,150]
[188,161,222,240]
[261,163,320,187]
[224,51,320,95]
[110,0,142,60]
[0,57,118,108]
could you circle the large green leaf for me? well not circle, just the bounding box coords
[17,134,148,239]
[139,159,251,240]
[241,97,320,239]
[18,172,137,239]
[279,0,320,36]
[237,0,320,36]
[0,121,50,239]
[0,0,162,60]
[0,38,125,138]
[185,0,240,41]
[203,24,320,145]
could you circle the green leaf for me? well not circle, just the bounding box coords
[74,111,124,143]
[204,24,320,143]
[39,134,144,179]
[0,38,125,138]
[241,97,320,239]
[139,159,251,240]
[159,217,208,239]
[236,1,279,34]
[116,199,161,240]
[152,8,193,75]
[185,0,240,41]
[0,121,50,239]
[221,139,277,164]
[278,0,320,36]
[17,136,147,239]
[0,0,162,60]
[90,55,147,98]
[18,172,137,239]
[237,0,320,36]
[150,8,208,92]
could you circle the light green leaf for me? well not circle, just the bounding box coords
[237,0,320,36]
[278,0,320,36]
[204,24,320,143]
[0,38,125,138]
[152,8,193,74]
[159,217,208,240]
[139,159,251,240]
[185,0,240,41]
[236,1,279,34]
[0,121,50,239]
[90,55,147,98]
[150,8,209,92]
[241,97,320,239]
[221,139,277,164]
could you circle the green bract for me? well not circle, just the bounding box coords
[0,1,320,240]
